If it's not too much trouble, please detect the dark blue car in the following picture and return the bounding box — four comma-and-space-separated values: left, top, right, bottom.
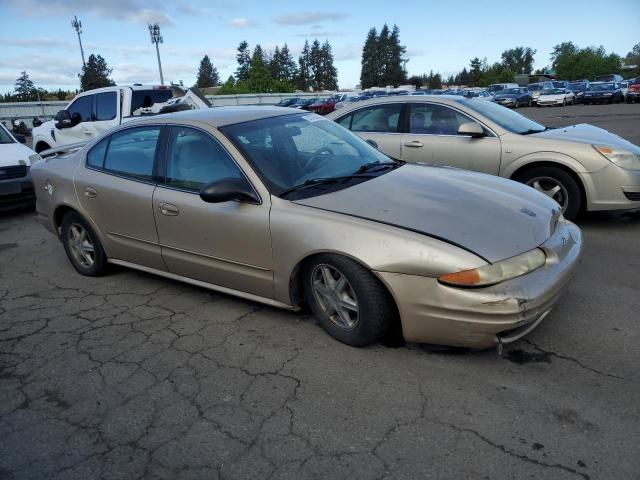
492, 87, 532, 108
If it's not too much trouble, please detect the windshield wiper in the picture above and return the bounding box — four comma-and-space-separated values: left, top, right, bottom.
279, 174, 377, 198
353, 160, 400, 174
520, 128, 546, 135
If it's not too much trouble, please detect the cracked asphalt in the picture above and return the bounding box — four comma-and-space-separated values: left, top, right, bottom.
1, 208, 639, 479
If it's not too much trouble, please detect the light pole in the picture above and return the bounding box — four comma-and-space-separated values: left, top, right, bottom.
71, 15, 86, 68
148, 23, 164, 85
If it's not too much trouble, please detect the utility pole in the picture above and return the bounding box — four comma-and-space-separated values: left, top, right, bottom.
71, 15, 86, 68
148, 23, 164, 85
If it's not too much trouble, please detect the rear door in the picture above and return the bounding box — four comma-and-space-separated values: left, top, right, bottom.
75, 125, 165, 270
93, 91, 120, 138
152, 125, 273, 298
334, 103, 404, 159
401, 102, 502, 175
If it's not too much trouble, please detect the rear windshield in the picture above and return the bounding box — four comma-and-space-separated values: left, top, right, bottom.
130, 89, 173, 114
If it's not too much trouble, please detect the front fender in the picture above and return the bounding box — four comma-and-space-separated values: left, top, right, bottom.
501, 151, 589, 179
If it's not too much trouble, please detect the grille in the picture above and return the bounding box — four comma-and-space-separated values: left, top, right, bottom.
624, 191, 640, 201
0, 165, 28, 179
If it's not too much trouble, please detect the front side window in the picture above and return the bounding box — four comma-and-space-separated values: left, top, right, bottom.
409, 104, 471, 135
67, 95, 93, 125
95, 92, 117, 121
165, 127, 242, 191
103, 127, 160, 179
0, 124, 15, 144
339, 104, 402, 133
86, 137, 109, 168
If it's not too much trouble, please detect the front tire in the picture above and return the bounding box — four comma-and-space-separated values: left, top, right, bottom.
516, 166, 582, 221
304, 254, 394, 347
61, 212, 108, 276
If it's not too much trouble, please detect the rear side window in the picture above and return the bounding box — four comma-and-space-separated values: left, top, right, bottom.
68, 95, 93, 124
165, 127, 242, 191
86, 137, 109, 168
95, 92, 117, 121
130, 89, 173, 115
340, 104, 402, 133
103, 127, 160, 180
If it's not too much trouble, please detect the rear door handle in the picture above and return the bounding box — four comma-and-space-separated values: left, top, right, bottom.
159, 203, 179, 216
84, 186, 97, 198
403, 140, 423, 148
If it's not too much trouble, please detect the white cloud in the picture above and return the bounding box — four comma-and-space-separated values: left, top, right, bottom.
273, 11, 347, 26
228, 18, 251, 28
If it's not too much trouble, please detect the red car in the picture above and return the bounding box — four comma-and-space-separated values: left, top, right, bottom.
307, 97, 337, 115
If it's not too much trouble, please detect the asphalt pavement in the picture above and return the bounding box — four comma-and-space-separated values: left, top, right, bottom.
1, 103, 639, 479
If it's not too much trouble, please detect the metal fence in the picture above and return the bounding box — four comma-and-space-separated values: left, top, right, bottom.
0, 93, 329, 126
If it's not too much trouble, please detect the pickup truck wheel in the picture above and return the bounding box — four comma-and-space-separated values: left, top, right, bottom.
61, 212, 108, 276
35, 142, 51, 153
516, 167, 582, 221
304, 254, 394, 347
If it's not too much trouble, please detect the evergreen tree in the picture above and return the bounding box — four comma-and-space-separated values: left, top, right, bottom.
14, 71, 37, 101
321, 40, 338, 90
280, 44, 298, 82
80, 54, 115, 91
377, 24, 391, 85
297, 40, 312, 91
246, 44, 271, 92
360, 28, 379, 89
270, 46, 283, 80
469, 57, 482, 86
501, 47, 536, 74
235, 41, 251, 82
195, 55, 219, 88
386, 25, 407, 86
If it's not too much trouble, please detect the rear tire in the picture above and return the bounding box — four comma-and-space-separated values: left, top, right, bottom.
304, 254, 395, 347
61, 212, 108, 276
516, 166, 582, 221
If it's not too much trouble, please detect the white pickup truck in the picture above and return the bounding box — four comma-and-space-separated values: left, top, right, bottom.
32, 84, 210, 153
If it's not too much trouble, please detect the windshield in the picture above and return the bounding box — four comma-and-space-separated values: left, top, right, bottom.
221, 113, 395, 197
589, 83, 614, 91
500, 88, 520, 94
456, 98, 545, 134
567, 83, 586, 91
527, 84, 542, 91
0, 124, 15, 144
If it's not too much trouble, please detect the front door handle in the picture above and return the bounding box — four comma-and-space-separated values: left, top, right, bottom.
159, 203, 179, 216
404, 140, 424, 148
84, 186, 97, 198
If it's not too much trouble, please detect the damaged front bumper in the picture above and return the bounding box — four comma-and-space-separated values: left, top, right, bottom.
377, 219, 582, 349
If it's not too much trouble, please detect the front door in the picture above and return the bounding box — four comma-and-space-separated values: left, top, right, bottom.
401, 103, 502, 175
75, 125, 165, 270
55, 94, 95, 146
93, 91, 120, 138
152, 125, 273, 298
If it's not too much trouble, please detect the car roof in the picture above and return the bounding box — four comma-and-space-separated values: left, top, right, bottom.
129, 106, 303, 128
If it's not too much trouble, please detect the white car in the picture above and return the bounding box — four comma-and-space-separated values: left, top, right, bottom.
537, 88, 575, 107
0, 123, 40, 210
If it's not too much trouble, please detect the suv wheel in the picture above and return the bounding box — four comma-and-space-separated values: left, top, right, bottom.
516, 167, 582, 220
304, 254, 395, 347
61, 212, 108, 276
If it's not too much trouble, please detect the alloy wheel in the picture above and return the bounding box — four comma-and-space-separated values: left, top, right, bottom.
527, 176, 569, 212
311, 264, 359, 330
68, 223, 95, 267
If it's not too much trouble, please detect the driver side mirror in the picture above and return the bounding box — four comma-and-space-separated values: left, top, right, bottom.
458, 122, 485, 138
54, 110, 72, 129
200, 177, 260, 204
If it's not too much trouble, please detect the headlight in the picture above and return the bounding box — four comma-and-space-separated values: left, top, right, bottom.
438, 248, 546, 288
28, 154, 41, 165
593, 145, 640, 170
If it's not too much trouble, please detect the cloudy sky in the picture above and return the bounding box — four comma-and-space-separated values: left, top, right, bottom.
0, 0, 638, 94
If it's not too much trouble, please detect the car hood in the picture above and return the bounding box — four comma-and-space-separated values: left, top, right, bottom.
538, 94, 566, 100
0, 142, 36, 166
531, 123, 640, 151
294, 164, 559, 263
